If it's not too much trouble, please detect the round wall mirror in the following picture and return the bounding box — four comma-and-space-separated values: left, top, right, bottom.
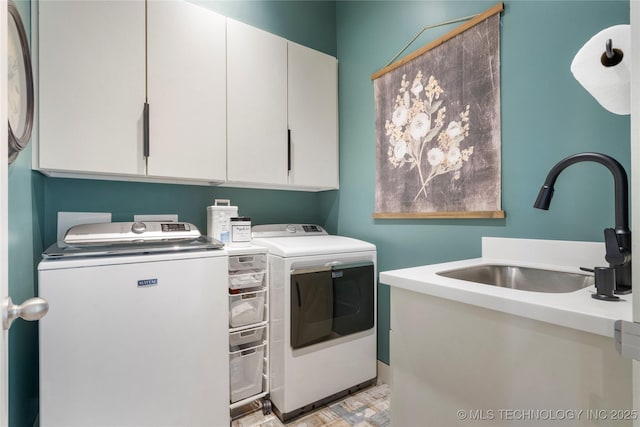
7, 0, 34, 165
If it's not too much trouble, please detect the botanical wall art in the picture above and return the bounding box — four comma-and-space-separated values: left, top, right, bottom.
372, 3, 505, 218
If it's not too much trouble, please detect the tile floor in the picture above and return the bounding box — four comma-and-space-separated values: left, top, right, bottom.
232, 383, 390, 427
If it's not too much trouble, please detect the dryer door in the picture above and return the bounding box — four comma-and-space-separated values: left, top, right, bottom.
291, 267, 334, 349
290, 262, 374, 349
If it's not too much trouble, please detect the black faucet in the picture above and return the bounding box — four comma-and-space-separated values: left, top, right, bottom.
533, 152, 631, 294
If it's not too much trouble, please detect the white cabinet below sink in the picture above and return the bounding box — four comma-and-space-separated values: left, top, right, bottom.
381, 237, 634, 426
390, 287, 632, 426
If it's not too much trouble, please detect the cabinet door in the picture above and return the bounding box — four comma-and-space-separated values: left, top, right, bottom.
38, 1, 145, 175
226, 19, 288, 186
288, 43, 339, 189
146, 1, 227, 182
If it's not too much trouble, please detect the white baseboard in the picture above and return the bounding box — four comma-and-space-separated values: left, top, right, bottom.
377, 360, 391, 386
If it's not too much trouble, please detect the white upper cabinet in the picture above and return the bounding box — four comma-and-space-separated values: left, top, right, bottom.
226, 20, 339, 191
38, 0, 146, 176
38, 0, 227, 184
226, 18, 289, 186
146, 1, 226, 183
287, 42, 339, 190
38, 3, 337, 190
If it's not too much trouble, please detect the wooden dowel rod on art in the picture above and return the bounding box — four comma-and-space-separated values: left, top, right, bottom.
372, 211, 506, 219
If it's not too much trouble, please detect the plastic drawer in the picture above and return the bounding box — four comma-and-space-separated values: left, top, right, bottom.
229, 290, 266, 328
230, 325, 266, 349
229, 270, 265, 290
229, 254, 267, 272
229, 343, 265, 403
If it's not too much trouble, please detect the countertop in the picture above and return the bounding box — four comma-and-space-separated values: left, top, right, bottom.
379, 237, 632, 337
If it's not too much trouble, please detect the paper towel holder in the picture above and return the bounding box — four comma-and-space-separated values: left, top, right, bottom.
602, 38, 624, 67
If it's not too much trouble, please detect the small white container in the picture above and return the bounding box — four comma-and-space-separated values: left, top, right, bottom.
206, 200, 238, 244
230, 217, 252, 247
229, 289, 266, 327
229, 343, 265, 402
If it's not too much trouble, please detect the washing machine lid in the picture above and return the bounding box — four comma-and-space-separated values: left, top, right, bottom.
251, 225, 375, 257
43, 221, 224, 258
42, 236, 224, 259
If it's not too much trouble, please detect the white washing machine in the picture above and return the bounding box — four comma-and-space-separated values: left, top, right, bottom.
38, 222, 230, 427
252, 224, 377, 421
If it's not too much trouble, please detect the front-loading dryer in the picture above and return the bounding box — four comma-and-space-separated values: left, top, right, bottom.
252, 224, 377, 422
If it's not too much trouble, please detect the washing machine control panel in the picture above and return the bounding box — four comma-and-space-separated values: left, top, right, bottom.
302, 225, 323, 233
63, 221, 201, 245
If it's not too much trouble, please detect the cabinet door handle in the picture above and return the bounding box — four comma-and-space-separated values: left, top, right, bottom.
143, 102, 150, 158
287, 129, 292, 172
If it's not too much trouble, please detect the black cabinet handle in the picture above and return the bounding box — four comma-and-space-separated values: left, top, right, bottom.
143, 102, 150, 158
287, 129, 292, 172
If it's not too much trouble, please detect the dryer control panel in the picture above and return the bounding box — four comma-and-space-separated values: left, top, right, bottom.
251, 224, 328, 238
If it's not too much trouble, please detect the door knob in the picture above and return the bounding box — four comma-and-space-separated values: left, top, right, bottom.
3, 297, 49, 330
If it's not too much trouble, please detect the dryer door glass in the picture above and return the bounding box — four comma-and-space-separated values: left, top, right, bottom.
291, 268, 334, 349
332, 262, 374, 336
290, 262, 374, 349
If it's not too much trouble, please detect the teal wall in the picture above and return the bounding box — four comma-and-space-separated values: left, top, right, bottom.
42, 181, 326, 245
333, 0, 630, 364
9, 0, 631, 425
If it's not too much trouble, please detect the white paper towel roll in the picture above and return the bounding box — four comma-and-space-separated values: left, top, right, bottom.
570, 24, 630, 115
